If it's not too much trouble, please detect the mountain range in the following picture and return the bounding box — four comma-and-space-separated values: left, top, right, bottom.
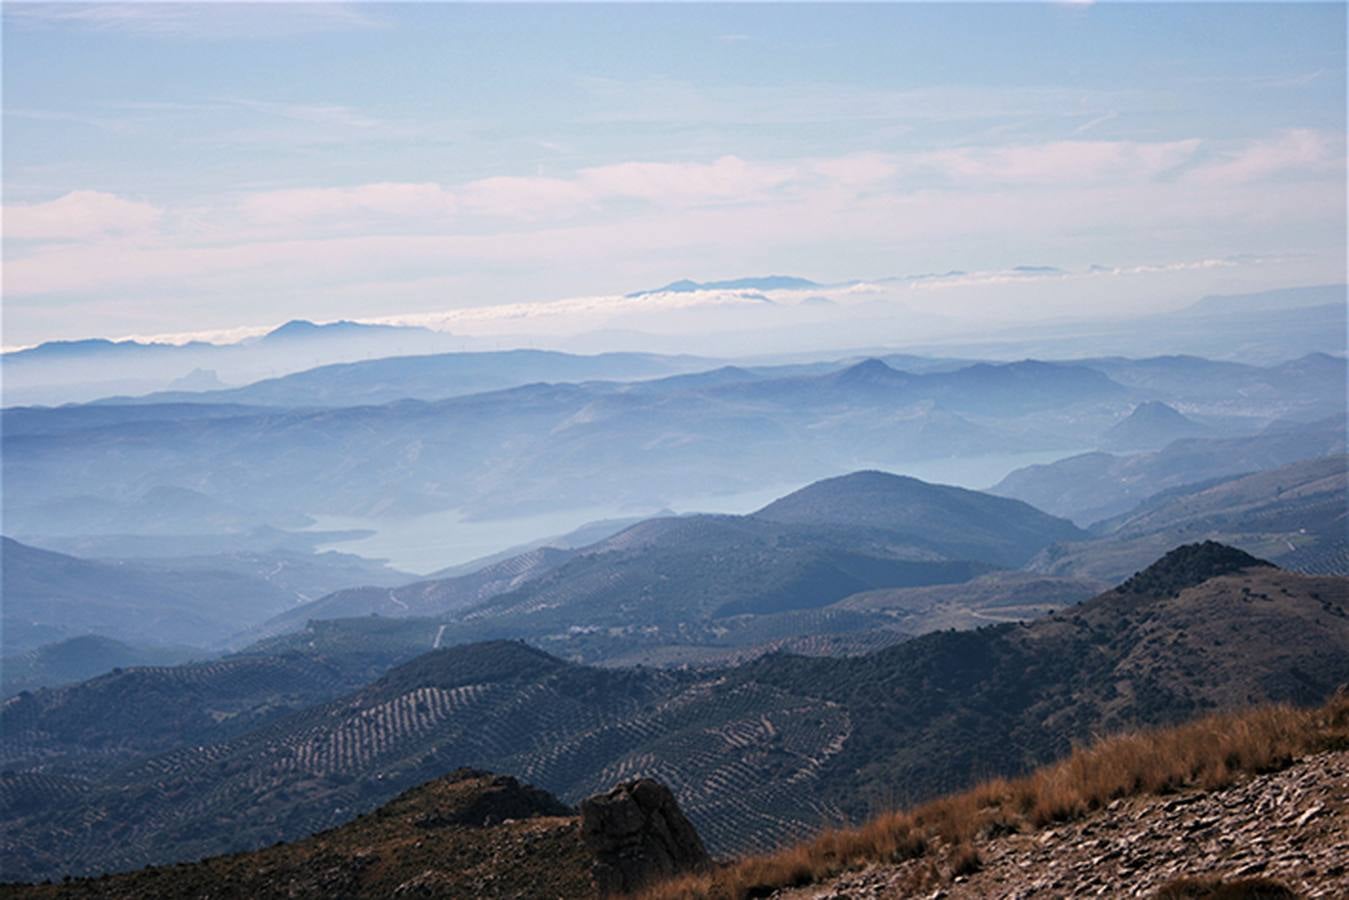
1, 319, 464, 407
13, 352, 1341, 552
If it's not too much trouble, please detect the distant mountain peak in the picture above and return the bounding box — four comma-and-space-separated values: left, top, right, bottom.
1130, 400, 1190, 420
1102, 400, 1207, 450
264, 319, 361, 340
1118, 541, 1275, 597
261, 319, 429, 342
626, 275, 820, 298
833, 358, 909, 385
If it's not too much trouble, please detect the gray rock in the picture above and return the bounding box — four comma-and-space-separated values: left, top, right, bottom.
580, 778, 709, 896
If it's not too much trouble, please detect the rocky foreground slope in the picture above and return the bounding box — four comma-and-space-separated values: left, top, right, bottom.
783, 750, 1349, 899
648, 689, 1349, 900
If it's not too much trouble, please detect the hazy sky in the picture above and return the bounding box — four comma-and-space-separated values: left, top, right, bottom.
3, 2, 1346, 347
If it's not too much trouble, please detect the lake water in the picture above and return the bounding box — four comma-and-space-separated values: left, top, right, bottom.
309, 448, 1085, 574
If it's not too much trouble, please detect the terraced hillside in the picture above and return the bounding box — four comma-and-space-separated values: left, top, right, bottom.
4, 545, 1345, 883
0, 648, 413, 777
1, 642, 850, 879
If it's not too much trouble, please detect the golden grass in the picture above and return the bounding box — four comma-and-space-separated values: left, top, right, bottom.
641, 691, 1349, 900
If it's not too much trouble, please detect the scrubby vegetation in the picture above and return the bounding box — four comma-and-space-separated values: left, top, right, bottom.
642, 690, 1349, 899
1118, 541, 1273, 598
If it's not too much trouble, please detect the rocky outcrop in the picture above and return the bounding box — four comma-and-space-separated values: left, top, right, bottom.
580, 778, 709, 896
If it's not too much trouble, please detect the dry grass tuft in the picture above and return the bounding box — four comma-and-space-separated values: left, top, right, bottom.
640, 691, 1349, 900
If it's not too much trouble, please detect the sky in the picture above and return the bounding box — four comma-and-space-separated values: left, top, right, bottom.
2, 2, 1346, 349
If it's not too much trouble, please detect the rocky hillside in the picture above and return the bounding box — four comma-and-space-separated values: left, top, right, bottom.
780, 749, 1348, 899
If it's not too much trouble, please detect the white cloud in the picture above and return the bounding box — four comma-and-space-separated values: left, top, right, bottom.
241, 182, 457, 224
459, 176, 595, 220
918, 139, 1202, 184
4, 190, 163, 240
580, 155, 797, 205
1189, 129, 1336, 185
809, 153, 899, 188
6, 134, 1343, 317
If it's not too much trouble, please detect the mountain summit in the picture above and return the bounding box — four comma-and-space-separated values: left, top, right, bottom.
754, 470, 1085, 567
1118, 540, 1275, 597
1102, 400, 1209, 450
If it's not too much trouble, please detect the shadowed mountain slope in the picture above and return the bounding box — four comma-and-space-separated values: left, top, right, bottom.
1029, 455, 1348, 583
0, 538, 304, 654
0, 637, 200, 699
992, 418, 1347, 523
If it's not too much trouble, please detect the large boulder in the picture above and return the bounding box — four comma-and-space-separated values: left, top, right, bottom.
580, 778, 709, 895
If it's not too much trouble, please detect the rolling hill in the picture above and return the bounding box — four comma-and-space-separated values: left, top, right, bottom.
246, 471, 1083, 659
4, 544, 1344, 882
755, 470, 1083, 567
